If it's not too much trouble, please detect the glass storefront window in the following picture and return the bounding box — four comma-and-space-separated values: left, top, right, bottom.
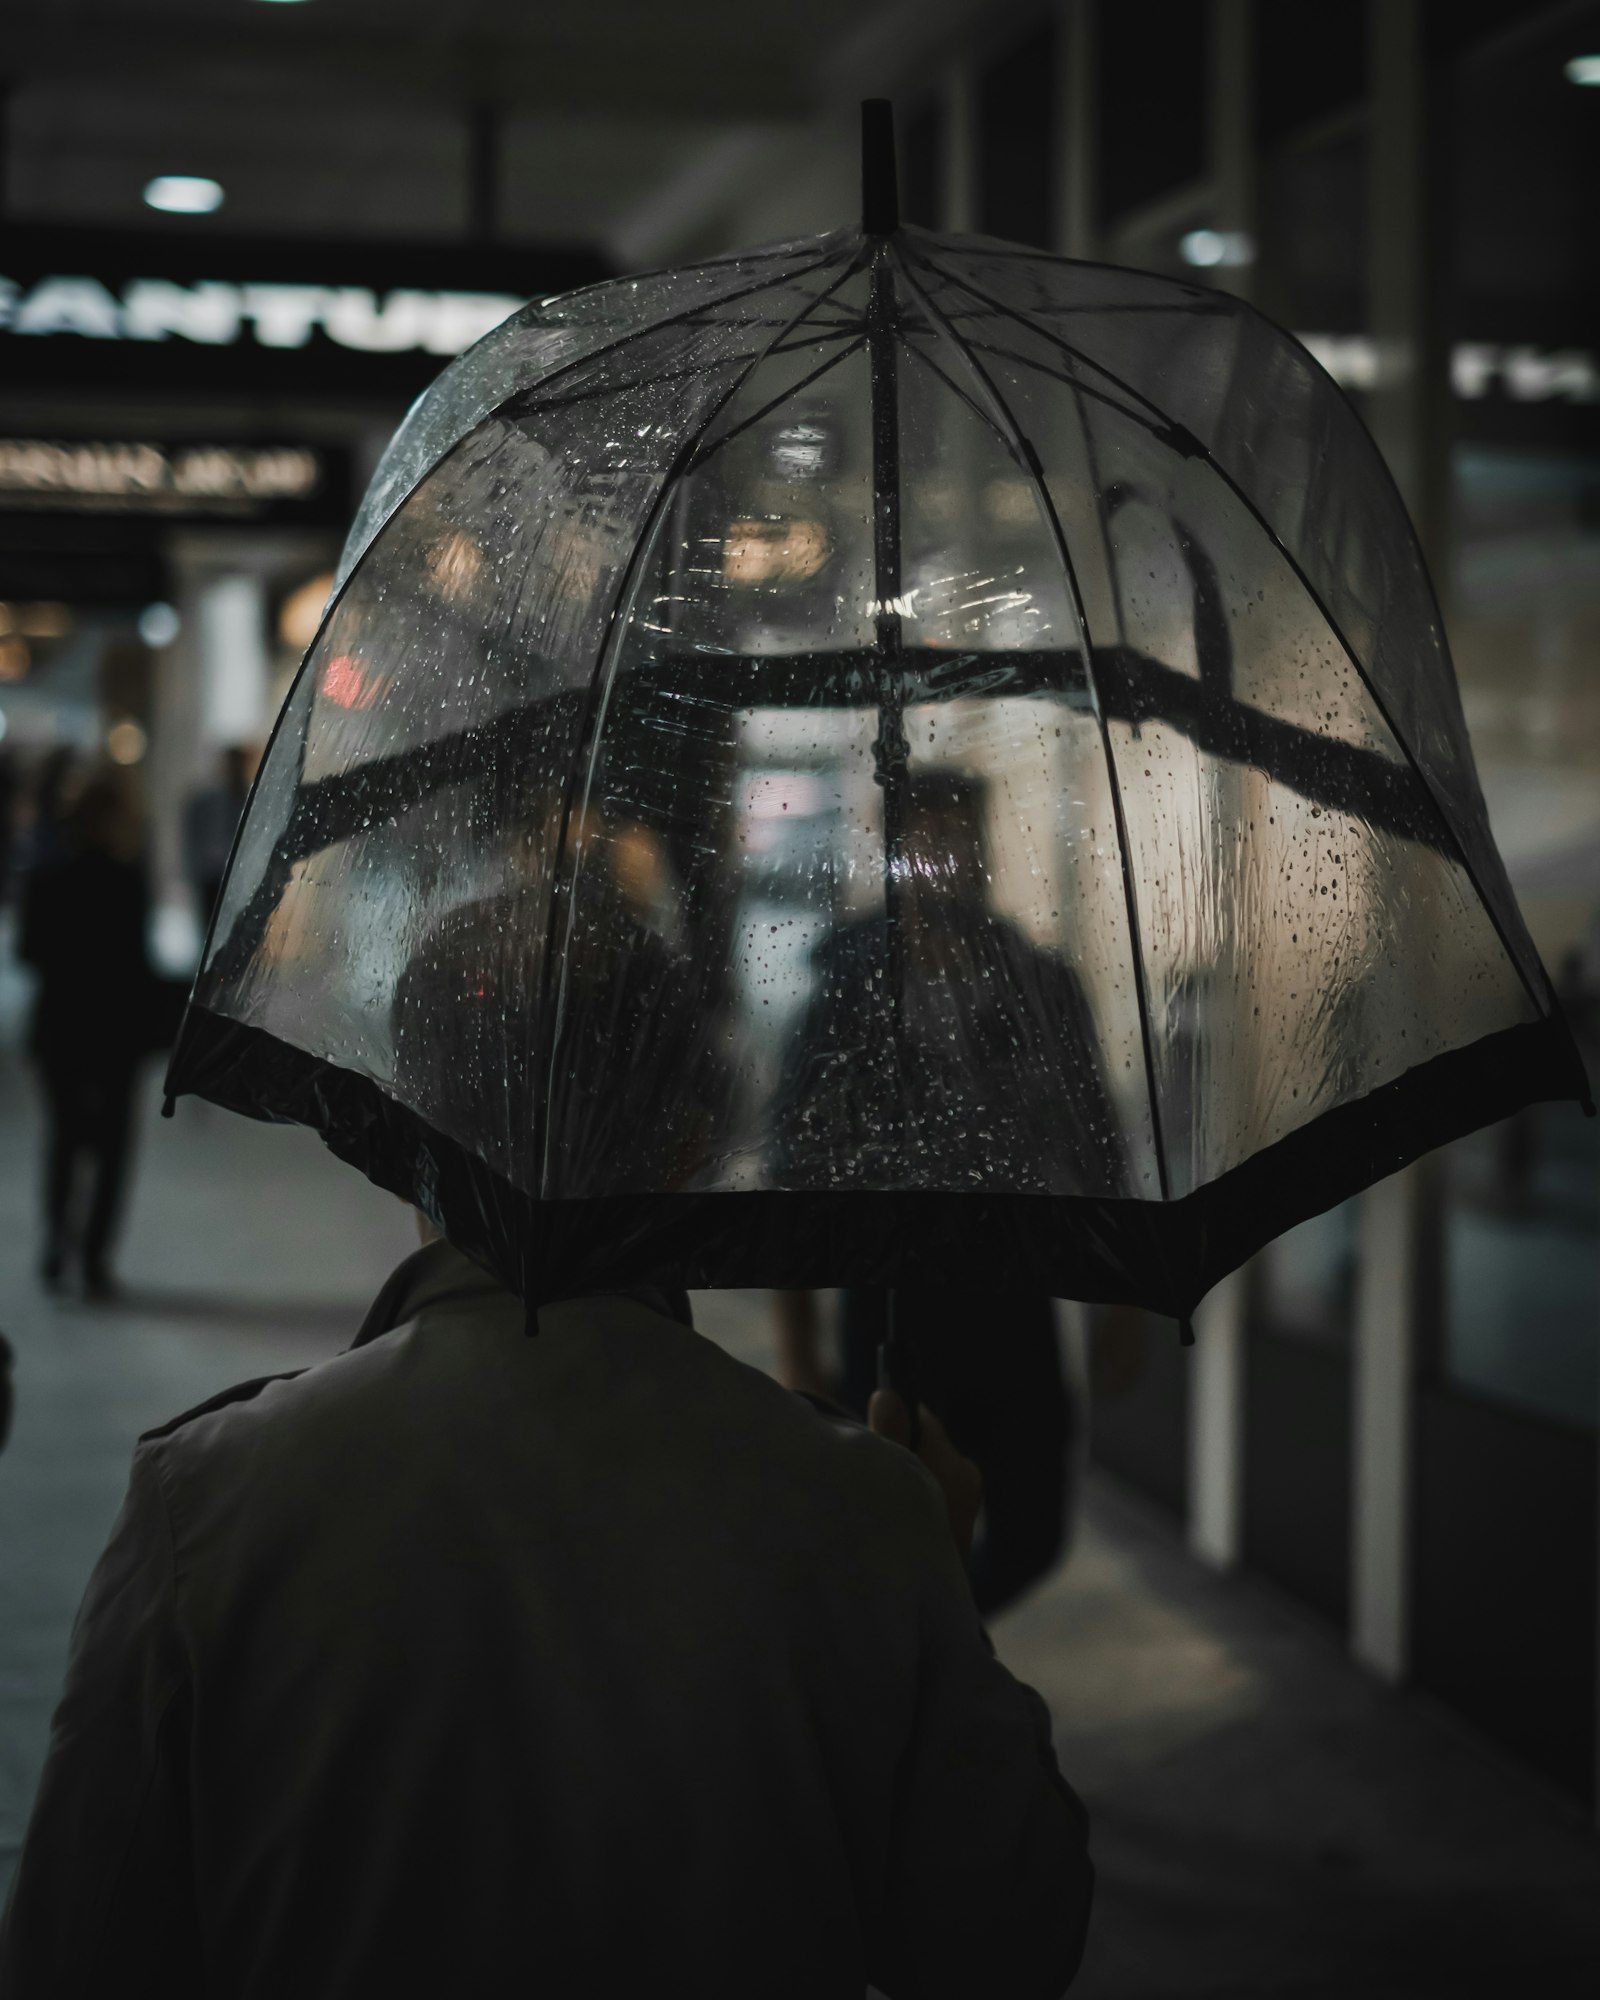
1435, 6, 1600, 1433
1442, 1099, 1599, 1429
1256, 118, 1367, 357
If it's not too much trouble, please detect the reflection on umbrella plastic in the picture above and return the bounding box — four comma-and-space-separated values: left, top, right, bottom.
424, 528, 483, 603
320, 652, 387, 711
722, 516, 831, 586
258, 858, 321, 970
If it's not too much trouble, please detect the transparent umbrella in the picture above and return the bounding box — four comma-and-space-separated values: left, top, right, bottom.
166, 105, 1590, 1344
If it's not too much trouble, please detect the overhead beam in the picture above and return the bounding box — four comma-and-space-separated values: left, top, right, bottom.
0, 18, 821, 118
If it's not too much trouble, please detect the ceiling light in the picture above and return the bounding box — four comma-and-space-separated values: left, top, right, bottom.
1565, 54, 1600, 84
138, 601, 181, 648
13, 601, 72, 639
144, 175, 225, 215
1180, 228, 1255, 269
107, 718, 148, 765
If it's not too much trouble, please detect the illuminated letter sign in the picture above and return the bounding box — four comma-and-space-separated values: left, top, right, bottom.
0, 438, 342, 519
0, 276, 524, 357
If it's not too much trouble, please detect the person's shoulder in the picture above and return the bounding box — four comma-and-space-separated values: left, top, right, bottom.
139, 1369, 313, 1447
136, 1333, 398, 1472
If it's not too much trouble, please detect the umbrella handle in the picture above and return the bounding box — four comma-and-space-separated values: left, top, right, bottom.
876, 1287, 921, 1452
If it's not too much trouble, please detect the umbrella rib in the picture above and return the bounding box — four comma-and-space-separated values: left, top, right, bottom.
519, 336, 858, 415
533, 246, 876, 1200
902, 228, 1234, 302
949, 333, 1180, 441
684, 336, 866, 467
906, 245, 1553, 1020
629, 231, 854, 276
898, 337, 1032, 463
892, 245, 1178, 1215
335, 248, 850, 589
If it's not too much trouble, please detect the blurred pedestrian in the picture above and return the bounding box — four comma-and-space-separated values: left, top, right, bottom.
0, 1230, 1094, 1997
18, 747, 80, 877
770, 770, 1110, 1615
19, 771, 153, 1299
0, 744, 18, 908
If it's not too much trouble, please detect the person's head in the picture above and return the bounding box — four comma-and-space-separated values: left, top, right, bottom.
69, 771, 142, 863
33, 746, 80, 825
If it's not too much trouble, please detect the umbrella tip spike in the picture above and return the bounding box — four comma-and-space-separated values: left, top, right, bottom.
861, 99, 899, 236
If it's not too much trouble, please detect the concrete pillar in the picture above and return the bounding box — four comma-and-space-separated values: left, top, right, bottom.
1186, 1265, 1248, 1567
1209, 0, 1257, 304
146, 553, 271, 971
1053, 0, 1098, 260
1056, 1296, 1092, 1546
941, 62, 977, 233
146, 568, 208, 920
1366, 0, 1446, 558
196, 573, 270, 750
1351, 1164, 1421, 1680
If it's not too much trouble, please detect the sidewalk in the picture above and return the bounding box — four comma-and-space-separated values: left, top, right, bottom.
1001, 1483, 1600, 1995
2, 1037, 1598, 1990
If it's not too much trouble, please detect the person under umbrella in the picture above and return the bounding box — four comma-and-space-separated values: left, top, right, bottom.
0, 1205, 1092, 1998
2, 778, 1094, 1996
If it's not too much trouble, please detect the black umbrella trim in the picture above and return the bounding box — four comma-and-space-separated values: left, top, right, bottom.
168, 1001, 1588, 1325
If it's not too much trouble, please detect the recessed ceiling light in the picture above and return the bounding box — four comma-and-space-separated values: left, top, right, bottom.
144, 175, 225, 215
1180, 227, 1255, 269
106, 718, 149, 766
138, 601, 181, 649
1565, 54, 1600, 85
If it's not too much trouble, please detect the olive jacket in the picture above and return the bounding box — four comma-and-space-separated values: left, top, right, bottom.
0, 1241, 1092, 1998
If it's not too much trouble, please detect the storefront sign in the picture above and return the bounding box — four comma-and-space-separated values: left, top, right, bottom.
0, 224, 609, 398
0, 437, 348, 522
1300, 332, 1600, 404
0, 276, 524, 356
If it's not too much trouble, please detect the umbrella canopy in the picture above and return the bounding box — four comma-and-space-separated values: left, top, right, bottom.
166, 117, 1589, 1323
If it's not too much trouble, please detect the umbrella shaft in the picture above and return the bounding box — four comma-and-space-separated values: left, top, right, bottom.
869, 247, 909, 1136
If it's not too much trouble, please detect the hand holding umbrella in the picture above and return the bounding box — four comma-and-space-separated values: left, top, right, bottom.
869, 1379, 985, 1564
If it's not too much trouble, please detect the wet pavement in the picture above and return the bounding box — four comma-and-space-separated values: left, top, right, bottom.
2, 1033, 1597, 1992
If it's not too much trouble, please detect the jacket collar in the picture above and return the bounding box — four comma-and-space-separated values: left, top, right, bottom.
347, 1239, 497, 1349
348, 1239, 695, 1350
